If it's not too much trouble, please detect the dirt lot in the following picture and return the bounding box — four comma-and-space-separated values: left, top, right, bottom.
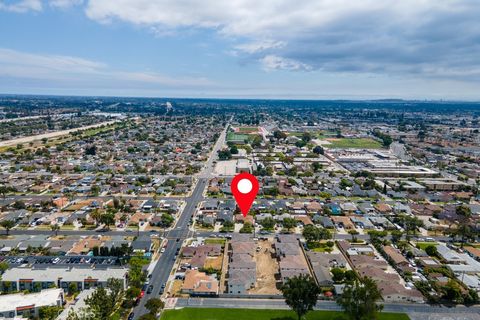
249, 239, 281, 295
204, 256, 223, 270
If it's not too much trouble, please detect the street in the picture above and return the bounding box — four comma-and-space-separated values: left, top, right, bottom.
131, 121, 228, 318
176, 297, 480, 316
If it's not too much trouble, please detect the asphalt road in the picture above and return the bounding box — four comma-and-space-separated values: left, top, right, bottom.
6, 226, 452, 244
132, 122, 228, 318
132, 178, 208, 318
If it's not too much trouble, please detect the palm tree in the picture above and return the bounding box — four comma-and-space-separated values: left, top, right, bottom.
51, 224, 60, 236
348, 229, 359, 242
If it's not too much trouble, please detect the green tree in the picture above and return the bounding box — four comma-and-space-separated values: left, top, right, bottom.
455, 205, 472, 248
337, 276, 383, 320
0, 186, 9, 199
160, 213, 174, 228
331, 267, 345, 283
89, 209, 102, 226
90, 185, 101, 196
260, 217, 276, 231
38, 306, 63, 320
126, 287, 141, 300
99, 213, 115, 230
367, 230, 387, 243
145, 297, 165, 315
221, 220, 234, 232
51, 223, 60, 236
312, 146, 324, 155
282, 218, 297, 232
85, 278, 124, 320
390, 230, 403, 243
240, 222, 253, 234
0, 220, 15, 236
273, 130, 287, 140
303, 225, 332, 245
425, 245, 438, 257
281, 274, 321, 320
68, 282, 79, 295
442, 279, 463, 304
348, 229, 359, 242
0, 261, 8, 273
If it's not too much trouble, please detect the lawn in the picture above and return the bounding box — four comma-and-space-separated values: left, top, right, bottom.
204, 238, 227, 246
312, 246, 333, 253
325, 138, 382, 149
161, 308, 410, 320
415, 242, 438, 250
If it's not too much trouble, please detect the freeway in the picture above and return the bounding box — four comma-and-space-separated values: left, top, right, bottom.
132, 122, 229, 319
0, 120, 119, 148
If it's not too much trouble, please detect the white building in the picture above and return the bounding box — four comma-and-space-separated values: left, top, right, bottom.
0, 288, 63, 319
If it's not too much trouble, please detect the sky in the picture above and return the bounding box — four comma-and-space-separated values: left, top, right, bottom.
1, 0, 480, 100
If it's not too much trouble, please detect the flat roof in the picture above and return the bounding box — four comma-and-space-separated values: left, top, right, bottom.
2, 267, 128, 283
0, 288, 62, 312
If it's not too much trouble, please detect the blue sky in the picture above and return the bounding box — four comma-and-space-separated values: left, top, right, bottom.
1, 0, 480, 100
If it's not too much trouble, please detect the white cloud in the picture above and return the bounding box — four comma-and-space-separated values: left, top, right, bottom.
261, 55, 311, 72
0, 0, 42, 12
0, 48, 212, 88
235, 40, 285, 54
83, 0, 480, 80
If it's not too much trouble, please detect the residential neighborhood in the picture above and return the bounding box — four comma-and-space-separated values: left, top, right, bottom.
0, 97, 478, 320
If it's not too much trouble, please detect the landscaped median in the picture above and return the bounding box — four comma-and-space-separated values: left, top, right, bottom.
160, 308, 411, 320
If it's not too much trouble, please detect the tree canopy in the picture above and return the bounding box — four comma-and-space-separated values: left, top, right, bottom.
281, 274, 320, 320
337, 276, 383, 320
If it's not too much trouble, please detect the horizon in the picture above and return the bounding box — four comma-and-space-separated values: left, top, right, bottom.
1, 93, 480, 104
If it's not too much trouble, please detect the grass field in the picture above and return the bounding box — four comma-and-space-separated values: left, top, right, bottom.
161, 308, 410, 320
325, 138, 382, 149
227, 132, 249, 142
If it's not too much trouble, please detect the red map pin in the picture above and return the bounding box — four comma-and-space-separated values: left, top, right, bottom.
231, 173, 259, 217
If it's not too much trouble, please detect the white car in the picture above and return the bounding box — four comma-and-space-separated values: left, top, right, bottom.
161, 248, 165, 253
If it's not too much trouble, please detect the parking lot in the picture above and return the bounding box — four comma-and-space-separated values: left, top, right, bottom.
0, 255, 122, 267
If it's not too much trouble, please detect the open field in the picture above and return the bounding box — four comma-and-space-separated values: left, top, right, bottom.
161, 308, 410, 320
325, 138, 382, 149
